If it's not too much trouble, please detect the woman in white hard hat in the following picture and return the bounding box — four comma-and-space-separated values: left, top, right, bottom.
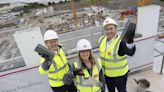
38, 30, 77, 92
64, 39, 105, 92
98, 17, 136, 92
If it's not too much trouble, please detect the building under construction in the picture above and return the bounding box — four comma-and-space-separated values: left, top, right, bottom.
0, 0, 164, 92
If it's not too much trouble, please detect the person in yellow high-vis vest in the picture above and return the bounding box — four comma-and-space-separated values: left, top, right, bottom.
98, 18, 136, 92
63, 39, 105, 92
38, 30, 77, 92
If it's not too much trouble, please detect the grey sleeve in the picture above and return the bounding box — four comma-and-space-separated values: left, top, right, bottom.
63, 70, 75, 85
41, 60, 51, 71
99, 69, 105, 92
63, 62, 76, 85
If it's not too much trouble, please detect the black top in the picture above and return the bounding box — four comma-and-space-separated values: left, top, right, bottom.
118, 41, 136, 56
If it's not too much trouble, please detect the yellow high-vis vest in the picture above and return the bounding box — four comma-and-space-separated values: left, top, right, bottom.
39, 47, 69, 87
98, 35, 128, 77
73, 59, 102, 92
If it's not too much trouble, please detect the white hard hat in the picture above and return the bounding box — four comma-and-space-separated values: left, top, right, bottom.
103, 17, 117, 28
76, 39, 92, 51
44, 30, 58, 41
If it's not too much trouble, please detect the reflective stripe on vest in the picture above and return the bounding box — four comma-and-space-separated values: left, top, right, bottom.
99, 35, 127, 63
39, 47, 69, 87
48, 59, 68, 81
104, 63, 127, 70
48, 49, 69, 87
74, 60, 101, 92
49, 78, 63, 81
99, 35, 128, 77
100, 56, 126, 62
49, 61, 68, 74
98, 36, 105, 47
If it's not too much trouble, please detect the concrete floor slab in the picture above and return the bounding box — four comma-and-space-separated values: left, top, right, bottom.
127, 70, 164, 92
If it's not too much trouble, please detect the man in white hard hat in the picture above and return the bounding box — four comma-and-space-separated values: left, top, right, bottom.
38, 30, 77, 92
98, 17, 136, 92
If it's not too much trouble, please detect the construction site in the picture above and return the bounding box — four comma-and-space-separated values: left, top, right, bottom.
0, 0, 164, 92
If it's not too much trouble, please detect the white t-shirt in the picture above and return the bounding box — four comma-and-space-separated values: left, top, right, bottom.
106, 34, 134, 50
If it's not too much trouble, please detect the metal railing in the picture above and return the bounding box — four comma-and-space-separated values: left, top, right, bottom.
154, 38, 164, 74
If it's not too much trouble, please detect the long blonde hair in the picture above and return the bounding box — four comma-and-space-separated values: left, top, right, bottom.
77, 50, 97, 68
